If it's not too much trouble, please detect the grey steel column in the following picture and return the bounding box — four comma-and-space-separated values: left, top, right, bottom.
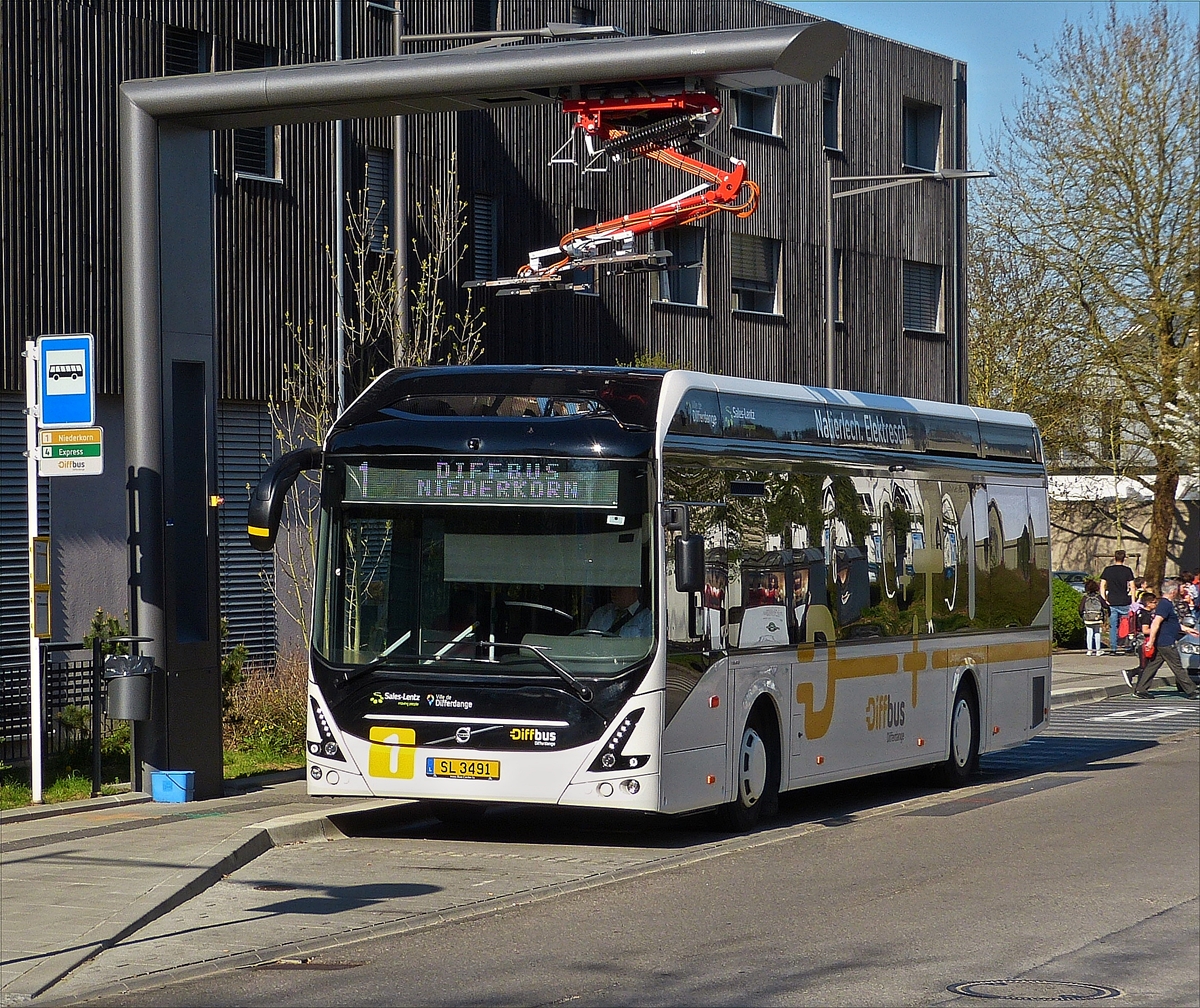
119, 94, 165, 793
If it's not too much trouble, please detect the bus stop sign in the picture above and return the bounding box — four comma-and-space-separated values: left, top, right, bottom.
37, 333, 95, 428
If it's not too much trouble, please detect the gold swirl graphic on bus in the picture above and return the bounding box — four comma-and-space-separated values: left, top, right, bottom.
793, 639, 1049, 741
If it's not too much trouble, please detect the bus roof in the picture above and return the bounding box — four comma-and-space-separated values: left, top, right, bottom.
332, 366, 1041, 464
657, 370, 1041, 464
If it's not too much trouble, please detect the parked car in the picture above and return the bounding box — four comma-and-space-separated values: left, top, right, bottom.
1053, 570, 1089, 593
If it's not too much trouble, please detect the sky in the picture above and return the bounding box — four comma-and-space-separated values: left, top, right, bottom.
780, 1, 1198, 160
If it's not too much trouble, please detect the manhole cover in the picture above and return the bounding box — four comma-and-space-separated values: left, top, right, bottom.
948, 980, 1122, 1001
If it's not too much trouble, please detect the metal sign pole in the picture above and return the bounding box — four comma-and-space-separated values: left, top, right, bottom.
92, 635, 104, 796
24, 340, 43, 804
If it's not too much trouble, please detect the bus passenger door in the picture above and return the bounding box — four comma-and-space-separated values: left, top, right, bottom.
660, 488, 729, 813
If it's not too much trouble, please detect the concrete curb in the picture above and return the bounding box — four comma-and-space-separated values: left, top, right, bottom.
258, 800, 405, 846
0, 768, 306, 825
1051, 684, 1132, 708
0, 792, 152, 826
223, 768, 306, 794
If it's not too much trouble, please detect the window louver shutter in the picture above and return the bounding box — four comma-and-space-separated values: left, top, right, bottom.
903, 261, 942, 331
164, 28, 204, 76
0, 398, 50, 671
366, 149, 393, 253
731, 234, 773, 285
473, 195, 497, 281
217, 403, 277, 667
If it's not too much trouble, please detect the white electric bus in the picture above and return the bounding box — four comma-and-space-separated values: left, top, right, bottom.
249, 367, 1051, 828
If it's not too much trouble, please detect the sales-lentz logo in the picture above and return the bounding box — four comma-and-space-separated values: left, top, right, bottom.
369, 691, 420, 707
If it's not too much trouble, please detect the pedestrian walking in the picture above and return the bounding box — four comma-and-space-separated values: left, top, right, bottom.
1122, 590, 1159, 690
1131, 578, 1200, 699
1179, 571, 1198, 606
1099, 550, 1136, 655
1079, 579, 1108, 655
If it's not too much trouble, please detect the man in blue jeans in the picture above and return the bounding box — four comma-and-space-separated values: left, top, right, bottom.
1132, 579, 1200, 699
1099, 550, 1135, 654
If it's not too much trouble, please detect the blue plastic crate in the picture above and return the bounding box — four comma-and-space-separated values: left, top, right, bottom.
150, 770, 194, 803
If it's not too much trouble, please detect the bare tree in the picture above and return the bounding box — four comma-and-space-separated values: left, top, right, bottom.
267, 318, 335, 649
971, 3, 1199, 583
267, 158, 485, 645
343, 152, 484, 390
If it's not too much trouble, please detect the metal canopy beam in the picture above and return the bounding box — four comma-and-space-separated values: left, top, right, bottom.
123, 23, 847, 127
117, 23, 847, 799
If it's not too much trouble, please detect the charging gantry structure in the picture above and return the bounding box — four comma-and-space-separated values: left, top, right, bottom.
117, 21, 846, 797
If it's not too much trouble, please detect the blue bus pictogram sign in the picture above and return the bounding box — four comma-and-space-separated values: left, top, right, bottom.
37, 334, 95, 428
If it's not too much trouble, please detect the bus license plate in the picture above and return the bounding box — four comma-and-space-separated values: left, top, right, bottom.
426, 757, 500, 780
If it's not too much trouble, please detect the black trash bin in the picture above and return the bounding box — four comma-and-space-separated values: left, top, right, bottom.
104, 654, 154, 721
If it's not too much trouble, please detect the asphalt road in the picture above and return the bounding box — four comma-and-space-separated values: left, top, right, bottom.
56, 700, 1200, 1007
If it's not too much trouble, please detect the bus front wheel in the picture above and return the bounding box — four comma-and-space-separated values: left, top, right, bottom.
719, 710, 779, 831
939, 681, 979, 786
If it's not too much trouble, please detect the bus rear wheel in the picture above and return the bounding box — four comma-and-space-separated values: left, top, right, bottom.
719, 710, 779, 831
938, 681, 979, 786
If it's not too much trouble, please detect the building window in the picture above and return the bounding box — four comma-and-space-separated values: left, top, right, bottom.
365, 148, 393, 253
902, 101, 941, 171
164, 27, 208, 75
232, 42, 278, 180
733, 87, 779, 136
472, 194, 497, 281
571, 5, 596, 26
822, 76, 841, 150
472, 0, 498, 31
731, 234, 781, 315
655, 226, 705, 306
903, 260, 943, 332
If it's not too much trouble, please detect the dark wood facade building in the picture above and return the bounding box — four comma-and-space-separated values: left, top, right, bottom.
1, 0, 971, 679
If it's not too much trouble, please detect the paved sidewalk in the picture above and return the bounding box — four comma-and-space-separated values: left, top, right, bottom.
0, 651, 1187, 1005
0, 778, 409, 1003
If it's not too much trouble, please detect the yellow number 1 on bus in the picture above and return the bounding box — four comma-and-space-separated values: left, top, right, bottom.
368, 726, 416, 778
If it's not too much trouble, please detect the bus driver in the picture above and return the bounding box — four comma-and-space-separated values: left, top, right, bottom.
587, 586, 653, 637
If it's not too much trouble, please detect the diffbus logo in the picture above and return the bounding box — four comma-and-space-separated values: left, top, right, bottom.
865, 694, 905, 732
509, 727, 558, 747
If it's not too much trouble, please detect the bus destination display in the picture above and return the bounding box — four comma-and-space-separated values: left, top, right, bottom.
344, 458, 621, 508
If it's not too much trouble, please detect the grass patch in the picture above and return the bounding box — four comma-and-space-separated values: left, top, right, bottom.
223, 745, 304, 780
1, 759, 132, 811
222, 651, 307, 780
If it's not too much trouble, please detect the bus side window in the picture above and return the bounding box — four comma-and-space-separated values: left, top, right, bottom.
977, 484, 1035, 628
822, 473, 876, 639
933, 483, 971, 628
1027, 487, 1051, 627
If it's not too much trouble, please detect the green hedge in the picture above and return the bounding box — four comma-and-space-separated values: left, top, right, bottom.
1051, 577, 1086, 649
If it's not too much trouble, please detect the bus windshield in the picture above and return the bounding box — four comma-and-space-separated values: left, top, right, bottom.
314, 457, 654, 679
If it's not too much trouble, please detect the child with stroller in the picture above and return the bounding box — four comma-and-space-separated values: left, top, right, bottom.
1122, 589, 1159, 690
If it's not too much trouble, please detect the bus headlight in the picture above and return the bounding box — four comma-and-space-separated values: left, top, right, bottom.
621, 778, 640, 794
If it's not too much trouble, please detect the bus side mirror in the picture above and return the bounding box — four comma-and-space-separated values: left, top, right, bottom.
247, 446, 322, 552
674, 535, 706, 593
